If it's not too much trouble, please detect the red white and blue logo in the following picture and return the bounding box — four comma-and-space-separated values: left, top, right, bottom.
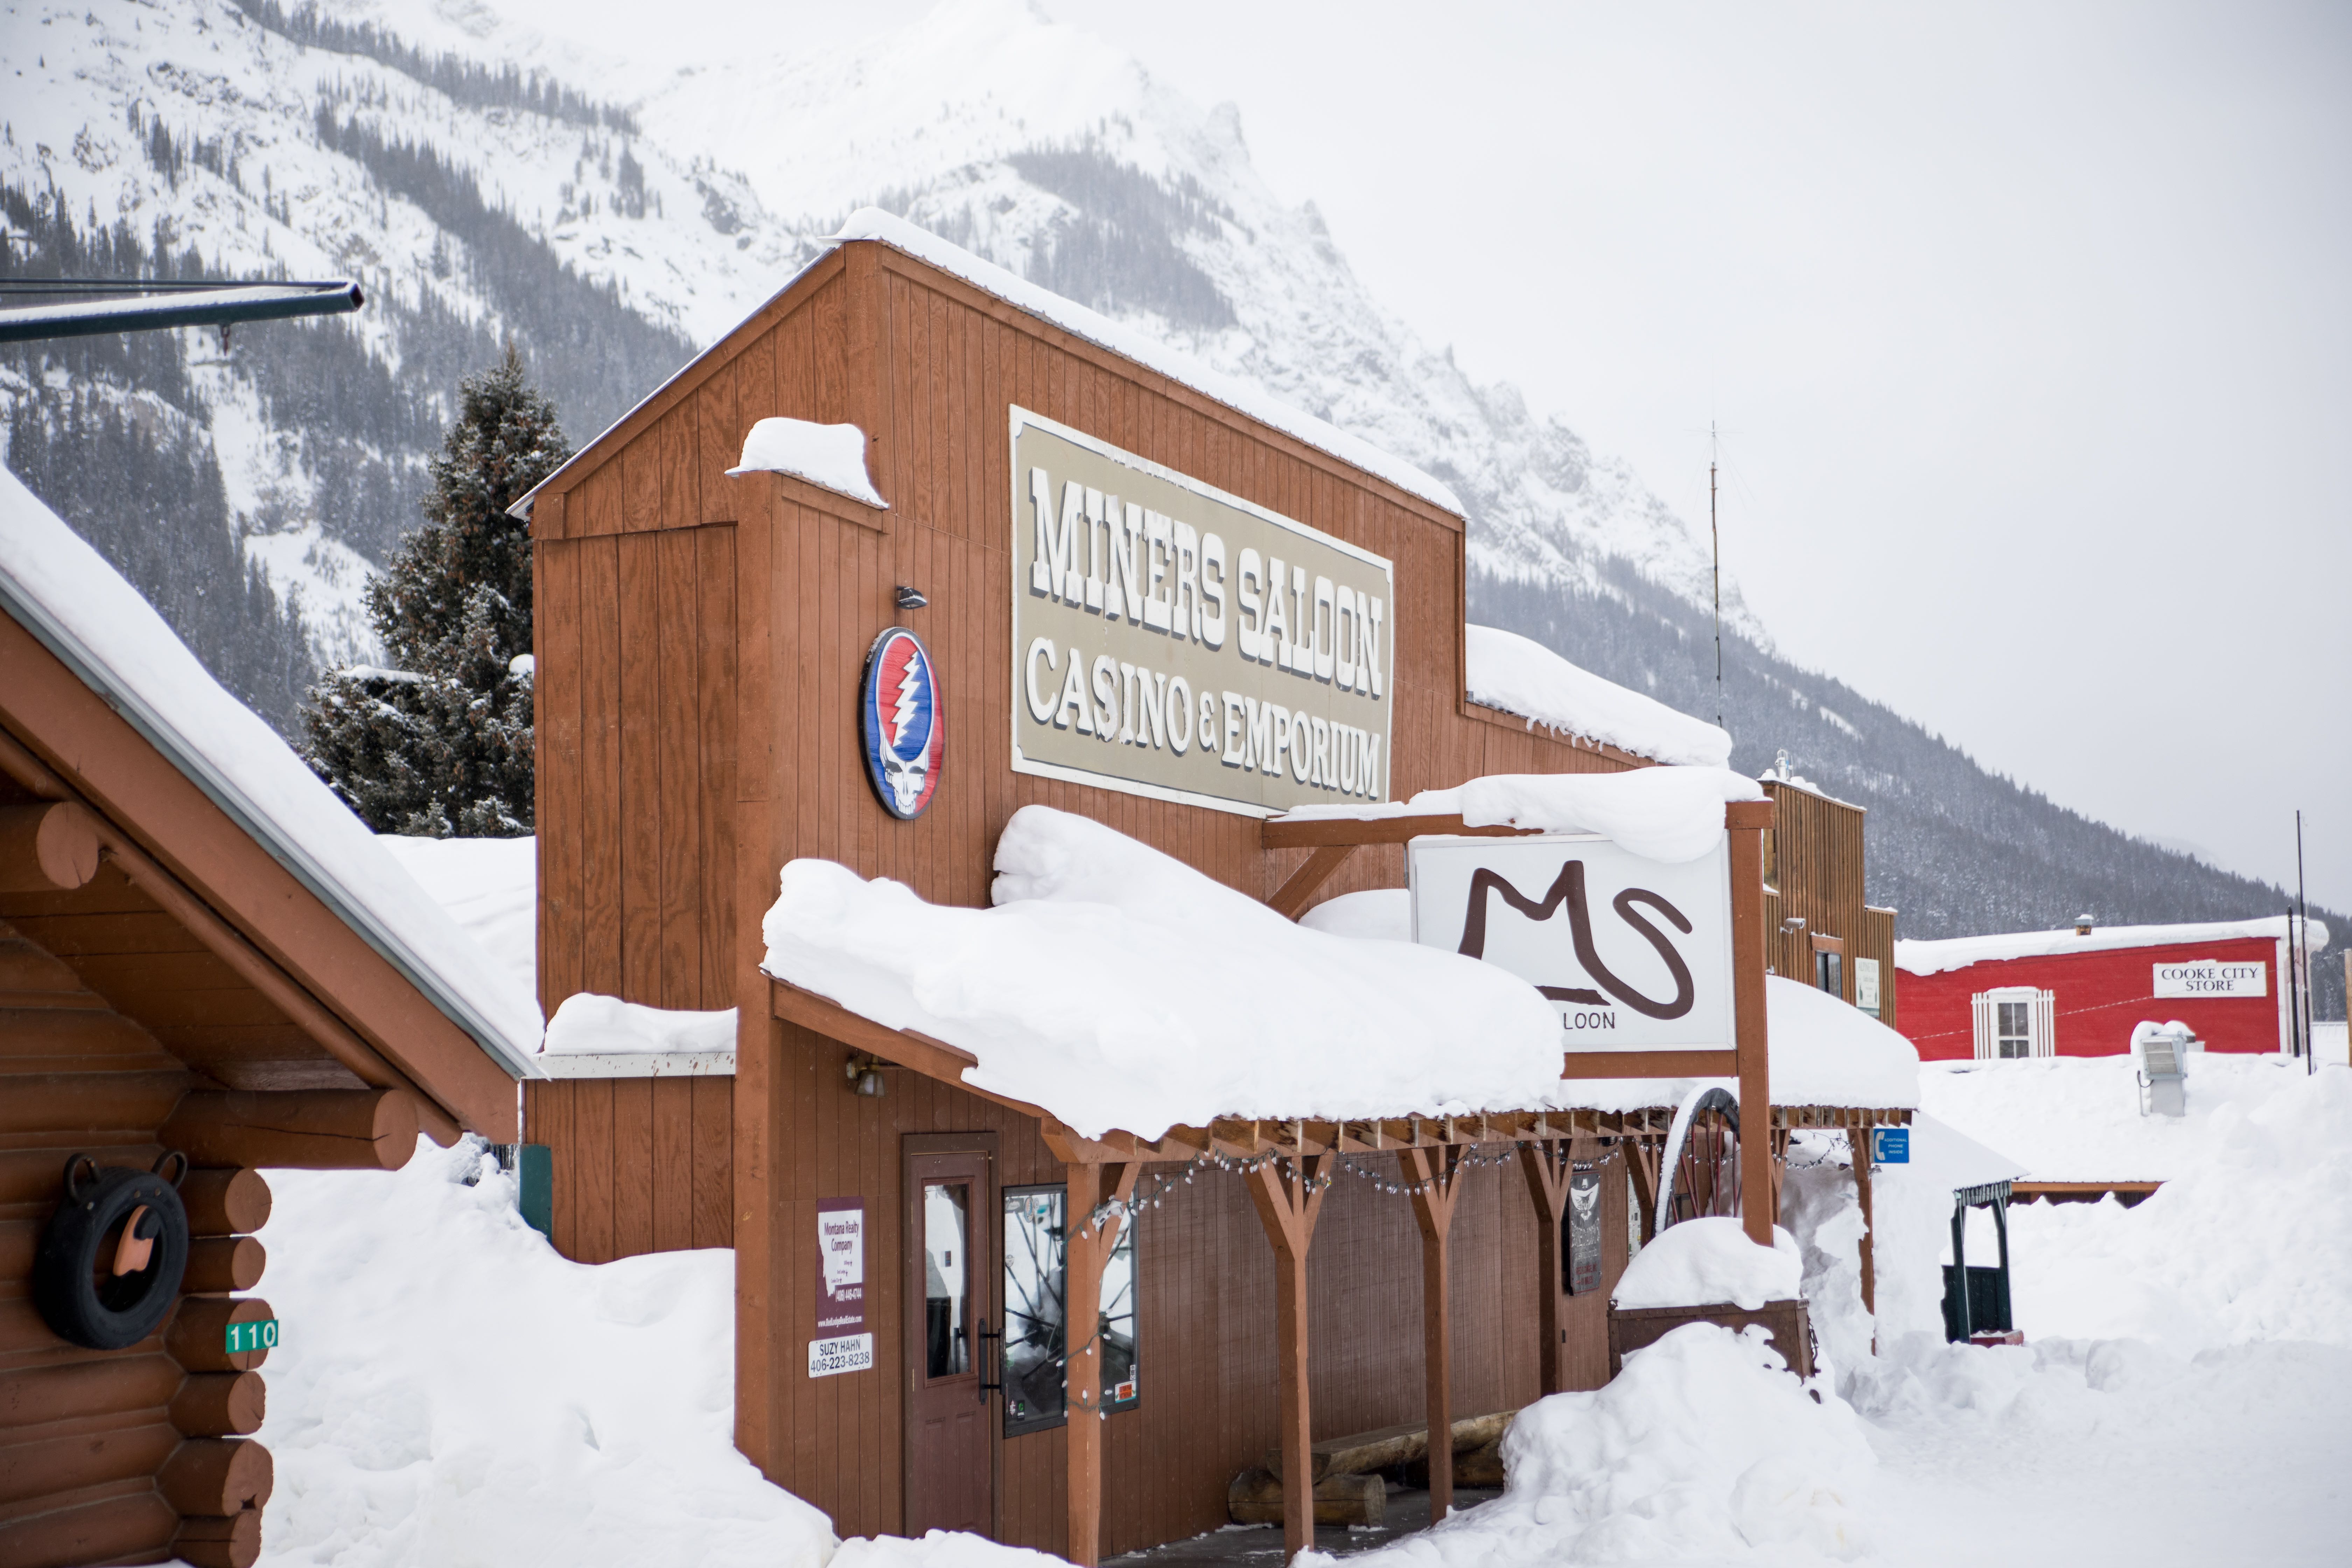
861, 628, 942, 820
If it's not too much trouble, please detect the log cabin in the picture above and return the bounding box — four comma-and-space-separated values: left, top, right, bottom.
0, 470, 540, 1568
509, 210, 1914, 1564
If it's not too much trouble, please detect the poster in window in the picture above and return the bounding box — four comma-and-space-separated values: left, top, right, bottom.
1566, 1168, 1603, 1295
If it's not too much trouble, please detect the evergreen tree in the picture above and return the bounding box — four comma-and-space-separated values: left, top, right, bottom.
303, 344, 569, 836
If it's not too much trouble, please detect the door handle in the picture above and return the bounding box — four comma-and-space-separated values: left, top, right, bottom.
978, 1324, 1003, 1398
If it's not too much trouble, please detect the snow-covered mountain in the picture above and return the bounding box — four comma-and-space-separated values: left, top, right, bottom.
2, 0, 2337, 991
0, 0, 1759, 673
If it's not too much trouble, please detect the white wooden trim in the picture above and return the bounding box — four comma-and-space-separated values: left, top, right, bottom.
534, 1050, 737, 1079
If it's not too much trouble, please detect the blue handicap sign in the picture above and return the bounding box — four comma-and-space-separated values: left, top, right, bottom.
1871, 1126, 1910, 1165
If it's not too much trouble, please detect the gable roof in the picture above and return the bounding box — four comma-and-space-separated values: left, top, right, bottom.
513, 208, 1465, 525
0, 468, 541, 1133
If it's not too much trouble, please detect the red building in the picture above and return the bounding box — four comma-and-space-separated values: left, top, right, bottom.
1894, 917, 2325, 1062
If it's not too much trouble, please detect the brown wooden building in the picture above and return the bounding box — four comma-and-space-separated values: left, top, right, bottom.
0, 479, 531, 1568
1761, 772, 1898, 1030
510, 216, 1707, 1562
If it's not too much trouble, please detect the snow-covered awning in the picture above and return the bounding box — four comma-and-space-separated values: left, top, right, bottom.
761, 796, 1914, 1144
1896, 915, 2329, 976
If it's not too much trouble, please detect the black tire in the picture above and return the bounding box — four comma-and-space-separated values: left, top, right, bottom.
34, 1153, 190, 1351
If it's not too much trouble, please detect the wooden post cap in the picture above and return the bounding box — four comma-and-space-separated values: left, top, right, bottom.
171, 1372, 267, 1437
183, 1237, 267, 1295
181, 1168, 272, 1238
162, 1090, 420, 1171
171, 1509, 262, 1568
160, 1436, 273, 1515
0, 801, 102, 893
166, 1297, 273, 1374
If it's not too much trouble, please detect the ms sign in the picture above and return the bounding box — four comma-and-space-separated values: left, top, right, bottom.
1408, 833, 1736, 1054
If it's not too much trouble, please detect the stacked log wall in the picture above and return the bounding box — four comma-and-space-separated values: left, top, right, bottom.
0, 923, 274, 1568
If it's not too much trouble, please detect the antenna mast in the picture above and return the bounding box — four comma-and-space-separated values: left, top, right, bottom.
2296, 808, 2312, 1076
1710, 424, 1723, 730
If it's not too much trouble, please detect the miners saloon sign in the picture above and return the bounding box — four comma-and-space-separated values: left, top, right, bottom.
1008, 407, 1395, 816
1409, 833, 1737, 1054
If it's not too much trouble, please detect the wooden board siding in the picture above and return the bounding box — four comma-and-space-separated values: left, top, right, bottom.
744, 1021, 1630, 1557
1857, 905, 1898, 1029
524, 236, 1656, 1555
1762, 780, 1868, 1002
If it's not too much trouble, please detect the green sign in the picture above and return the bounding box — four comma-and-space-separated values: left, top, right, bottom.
225, 1318, 280, 1354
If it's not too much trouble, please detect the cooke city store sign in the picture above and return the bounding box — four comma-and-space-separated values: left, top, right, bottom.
1009, 408, 1395, 815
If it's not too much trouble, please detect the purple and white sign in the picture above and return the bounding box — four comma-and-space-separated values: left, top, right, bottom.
817, 1198, 866, 1334
812, 1198, 872, 1378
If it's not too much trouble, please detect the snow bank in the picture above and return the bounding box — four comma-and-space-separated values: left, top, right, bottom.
1612, 1218, 1803, 1310
256, 1137, 834, 1567
374, 834, 540, 1026
0, 468, 541, 1075
1893, 915, 2324, 976
1921, 1052, 2307, 1181
761, 805, 1568, 1138
1767, 977, 1920, 1110
1977, 1064, 2352, 1352
1298, 887, 1411, 942
1318, 1324, 1874, 1567
727, 417, 888, 508
1462, 624, 1732, 768
1282, 764, 1765, 864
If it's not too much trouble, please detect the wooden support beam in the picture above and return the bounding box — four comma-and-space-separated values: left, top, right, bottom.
1064, 1160, 1142, 1568
1267, 844, 1356, 918
1245, 1154, 1331, 1563
1517, 1140, 1574, 1395
1261, 814, 1542, 849
1846, 1127, 1878, 1317
1401, 1145, 1464, 1522
1767, 1127, 1792, 1226
1727, 809, 1775, 1246
162, 1089, 420, 1171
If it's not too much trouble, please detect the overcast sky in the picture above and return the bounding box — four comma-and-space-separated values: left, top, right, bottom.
502, 0, 2352, 910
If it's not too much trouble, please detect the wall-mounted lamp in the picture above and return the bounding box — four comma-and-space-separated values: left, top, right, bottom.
845, 1054, 888, 1097
894, 586, 928, 610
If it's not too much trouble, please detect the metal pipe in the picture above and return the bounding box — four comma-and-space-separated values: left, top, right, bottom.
0, 279, 362, 344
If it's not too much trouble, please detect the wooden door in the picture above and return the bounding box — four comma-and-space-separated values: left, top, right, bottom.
904, 1145, 993, 1537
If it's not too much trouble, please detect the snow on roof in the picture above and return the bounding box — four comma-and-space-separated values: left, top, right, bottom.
762, 802, 1917, 1137
1463, 624, 1731, 767
726, 417, 888, 509
0, 467, 543, 1079
1310, 897, 1919, 1110
537, 993, 739, 1079
518, 208, 1464, 523
1903, 1110, 2029, 1197
1280, 765, 1765, 864
1895, 916, 2328, 977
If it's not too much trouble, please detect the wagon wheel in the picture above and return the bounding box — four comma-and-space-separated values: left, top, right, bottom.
1655, 1086, 1742, 1231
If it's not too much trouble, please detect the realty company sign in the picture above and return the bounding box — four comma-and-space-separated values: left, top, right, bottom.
1409, 834, 1736, 1052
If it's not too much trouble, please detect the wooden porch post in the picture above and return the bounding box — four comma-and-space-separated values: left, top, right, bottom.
1845, 1127, 1877, 1316
1516, 1139, 1572, 1395
1402, 1145, 1465, 1520
1245, 1154, 1331, 1564
1727, 802, 1776, 1247
1064, 1160, 1140, 1568
1626, 1135, 1661, 1245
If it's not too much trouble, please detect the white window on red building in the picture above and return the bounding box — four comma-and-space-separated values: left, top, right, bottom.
1971, 987, 2055, 1059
